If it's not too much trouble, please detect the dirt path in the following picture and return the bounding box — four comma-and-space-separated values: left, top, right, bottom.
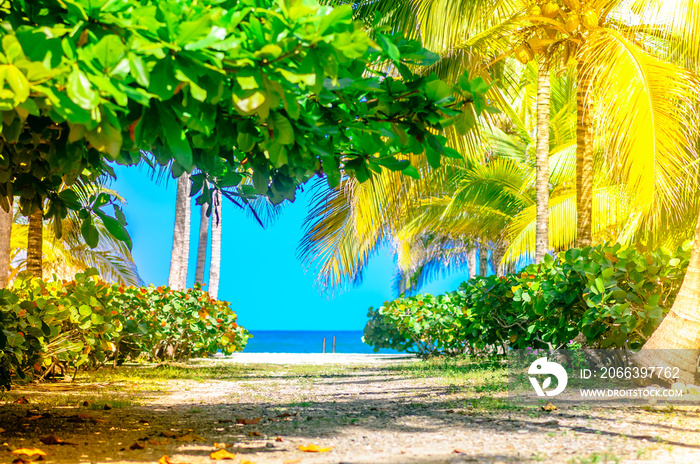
1, 357, 699, 464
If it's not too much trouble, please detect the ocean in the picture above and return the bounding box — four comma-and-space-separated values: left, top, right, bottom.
242, 330, 398, 354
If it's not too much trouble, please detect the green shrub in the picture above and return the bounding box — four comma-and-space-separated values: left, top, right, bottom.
363, 242, 690, 355
0, 269, 249, 390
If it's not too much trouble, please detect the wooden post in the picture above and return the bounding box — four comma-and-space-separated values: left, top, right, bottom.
332, 336, 336, 353
322, 337, 326, 353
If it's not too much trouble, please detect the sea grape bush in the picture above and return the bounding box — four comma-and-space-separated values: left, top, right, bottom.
363, 243, 691, 356
0, 269, 249, 389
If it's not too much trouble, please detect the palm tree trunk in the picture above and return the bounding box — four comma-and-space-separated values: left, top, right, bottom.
575, 59, 593, 247
208, 190, 222, 300
168, 172, 191, 290
468, 246, 477, 280
0, 198, 13, 287
194, 202, 209, 285
27, 208, 43, 279
479, 244, 488, 276
632, 209, 700, 384
535, 56, 551, 262
491, 243, 506, 278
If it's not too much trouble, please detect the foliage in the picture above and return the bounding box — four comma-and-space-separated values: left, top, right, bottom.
0, 269, 248, 390
0, 0, 490, 248
363, 242, 691, 355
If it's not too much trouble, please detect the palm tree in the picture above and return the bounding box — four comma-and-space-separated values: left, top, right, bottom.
0, 200, 12, 287
26, 208, 43, 278
9, 191, 142, 285
167, 172, 191, 290
208, 189, 222, 300
194, 199, 209, 285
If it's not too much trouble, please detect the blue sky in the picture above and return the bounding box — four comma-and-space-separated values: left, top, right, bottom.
111, 165, 479, 331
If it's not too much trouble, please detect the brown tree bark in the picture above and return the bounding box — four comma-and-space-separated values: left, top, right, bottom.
479, 243, 488, 276
27, 208, 43, 279
168, 173, 191, 290
0, 197, 13, 287
576, 59, 593, 247
535, 55, 551, 262
633, 209, 700, 384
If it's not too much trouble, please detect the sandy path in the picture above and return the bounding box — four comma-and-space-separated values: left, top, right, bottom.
1, 359, 700, 464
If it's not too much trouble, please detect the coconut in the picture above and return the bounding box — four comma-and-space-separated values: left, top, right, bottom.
542, 2, 560, 18
565, 13, 580, 33
527, 5, 542, 16
514, 44, 534, 64
582, 9, 598, 29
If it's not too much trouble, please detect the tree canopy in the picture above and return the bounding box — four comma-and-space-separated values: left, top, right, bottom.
0, 0, 491, 247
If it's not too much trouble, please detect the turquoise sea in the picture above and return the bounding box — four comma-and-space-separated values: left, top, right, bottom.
242, 330, 398, 353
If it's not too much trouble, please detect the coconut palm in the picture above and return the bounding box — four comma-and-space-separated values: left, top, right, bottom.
9, 188, 142, 285
168, 172, 191, 290
0, 201, 11, 287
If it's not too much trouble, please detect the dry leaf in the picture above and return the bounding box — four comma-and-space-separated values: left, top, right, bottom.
213, 443, 229, 449
298, 444, 332, 453
176, 432, 205, 442
275, 436, 284, 442
40, 436, 75, 446
283, 459, 302, 464
241, 460, 256, 464
148, 438, 170, 445
542, 402, 558, 412
248, 431, 261, 437
161, 431, 178, 438
453, 449, 468, 454
210, 449, 237, 460
129, 441, 146, 450
11, 449, 47, 456
235, 417, 261, 425
13, 397, 30, 404
158, 456, 172, 464
217, 419, 232, 423
276, 413, 293, 418
0, 427, 5, 433
12, 457, 32, 464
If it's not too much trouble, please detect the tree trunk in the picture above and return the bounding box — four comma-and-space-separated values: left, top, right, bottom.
208, 190, 222, 300
535, 55, 551, 262
27, 208, 43, 279
632, 208, 700, 384
168, 172, 191, 290
0, 197, 13, 287
468, 246, 477, 280
479, 244, 488, 276
194, 201, 209, 285
575, 59, 593, 248
491, 243, 506, 278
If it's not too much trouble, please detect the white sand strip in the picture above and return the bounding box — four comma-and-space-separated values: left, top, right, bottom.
209, 352, 417, 364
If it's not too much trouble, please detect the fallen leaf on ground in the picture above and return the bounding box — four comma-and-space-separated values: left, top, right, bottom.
217, 419, 232, 423
138, 419, 150, 425
275, 436, 284, 442
248, 431, 261, 437
213, 443, 230, 448
276, 413, 293, 418
161, 431, 178, 438
158, 456, 172, 464
67, 413, 105, 424
453, 449, 468, 454
235, 417, 261, 425
11, 449, 46, 456
298, 444, 332, 453
210, 449, 236, 460
176, 432, 205, 442
40, 436, 75, 446
241, 460, 256, 464
542, 402, 558, 412
283, 460, 302, 464
103, 403, 112, 410
13, 397, 30, 404
129, 441, 146, 450
0, 427, 5, 433
12, 457, 32, 464
148, 438, 170, 445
